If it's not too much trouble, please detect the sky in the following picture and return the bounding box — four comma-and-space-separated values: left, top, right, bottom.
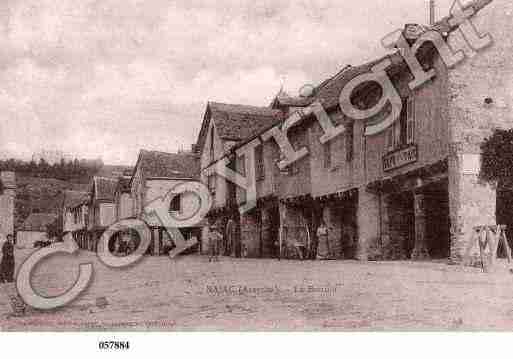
0, 0, 458, 165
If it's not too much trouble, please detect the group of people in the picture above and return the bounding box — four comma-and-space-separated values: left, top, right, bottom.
206, 219, 339, 261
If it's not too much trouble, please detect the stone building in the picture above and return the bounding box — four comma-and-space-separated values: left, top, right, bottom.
114, 176, 134, 221
196, 102, 282, 257
196, 0, 505, 263
130, 149, 202, 255
61, 190, 89, 248
86, 176, 117, 251
0, 171, 16, 242
444, 0, 513, 262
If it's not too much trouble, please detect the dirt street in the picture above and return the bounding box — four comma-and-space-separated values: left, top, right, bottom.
1, 249, 513, 331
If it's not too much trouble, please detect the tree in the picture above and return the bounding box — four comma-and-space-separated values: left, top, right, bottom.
480, 129, 513, 189
481, 129, 513, 252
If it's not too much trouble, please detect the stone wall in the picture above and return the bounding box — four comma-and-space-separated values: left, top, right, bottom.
446, 0, 512, 262
449, 151, 496, 262
0, 172, 16, 241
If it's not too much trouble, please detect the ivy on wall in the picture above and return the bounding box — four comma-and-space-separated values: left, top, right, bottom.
480, 129, 513, 189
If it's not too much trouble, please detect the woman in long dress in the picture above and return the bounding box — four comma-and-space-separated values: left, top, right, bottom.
0, 234, 26, 316
0, 234, 15, 283
316, 220, 331, 260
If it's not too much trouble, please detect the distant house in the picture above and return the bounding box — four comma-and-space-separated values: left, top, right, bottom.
62, 190, 89, 247
85, 176, 117, 251
0, 171, 16, 242
17, 213, 58, 248
130, 149, 201, 255
114, 176, 134, 222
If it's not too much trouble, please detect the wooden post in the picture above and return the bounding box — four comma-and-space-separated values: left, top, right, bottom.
463, 229, 477, 266
478, 228, 487, 272
501, 226, 512, 263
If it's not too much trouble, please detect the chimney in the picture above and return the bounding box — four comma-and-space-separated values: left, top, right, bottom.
429, 0, 436, 26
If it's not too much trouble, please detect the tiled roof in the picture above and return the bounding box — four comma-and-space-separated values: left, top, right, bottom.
21, 213, 58, 232
270, 89, 315, 108
137, 150, 200, 180
63, 190, 89, 209
283, 0, 493, 111
208, 102, 283, 141
93, 177, 118, 202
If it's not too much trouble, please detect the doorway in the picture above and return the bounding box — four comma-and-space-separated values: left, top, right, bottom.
424, 181, 450, 259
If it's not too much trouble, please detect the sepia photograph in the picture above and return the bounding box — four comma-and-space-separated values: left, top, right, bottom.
0, 0, 512, 354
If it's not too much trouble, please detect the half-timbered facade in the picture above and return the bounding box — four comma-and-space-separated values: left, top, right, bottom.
197, 0, 500, 263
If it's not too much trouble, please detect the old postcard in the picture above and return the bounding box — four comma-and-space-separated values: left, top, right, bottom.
0, 0, 512, 347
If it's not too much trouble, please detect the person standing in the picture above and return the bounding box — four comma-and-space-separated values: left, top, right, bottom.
208, 224, 222, 262
316, 220, 331, 260
1, 234, 15, 283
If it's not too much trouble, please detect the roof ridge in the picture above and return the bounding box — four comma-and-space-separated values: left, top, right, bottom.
209, 101, 279, 112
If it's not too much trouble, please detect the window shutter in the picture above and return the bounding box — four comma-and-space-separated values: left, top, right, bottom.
406, 97, 415, 144
386, 124, 395, 152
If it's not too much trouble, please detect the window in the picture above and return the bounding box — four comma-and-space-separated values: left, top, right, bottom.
170, 194, 181, 213
323, 141, 331, 169
346, 121, 354, 162
386, 97, 414, 151
256, 145, 265, 181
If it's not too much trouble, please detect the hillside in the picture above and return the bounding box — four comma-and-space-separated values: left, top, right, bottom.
14, 165, 131, 231
15, 176, 88, 230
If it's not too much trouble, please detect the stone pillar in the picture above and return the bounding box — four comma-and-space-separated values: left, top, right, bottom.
411, 192, 430, 260
0, 172, 16, 240
240, 211, 260, 258
449, 152, 496, 263
278, 203, 306, 259
356, 187, 380, 261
